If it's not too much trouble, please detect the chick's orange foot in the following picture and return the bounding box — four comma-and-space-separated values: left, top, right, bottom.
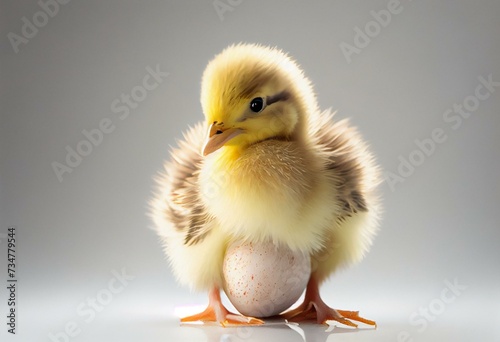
180, 288, 263, 327
282, 276, 376, 328
284, 304, 376, 328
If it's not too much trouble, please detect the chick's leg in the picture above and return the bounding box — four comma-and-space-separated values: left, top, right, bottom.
180, 287, 263, 326
282, 275, 376, 327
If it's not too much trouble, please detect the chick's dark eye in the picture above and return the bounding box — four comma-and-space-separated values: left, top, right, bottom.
249, 97, 265, 113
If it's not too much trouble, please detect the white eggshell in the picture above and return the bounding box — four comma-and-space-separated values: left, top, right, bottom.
223, 241, 310, 317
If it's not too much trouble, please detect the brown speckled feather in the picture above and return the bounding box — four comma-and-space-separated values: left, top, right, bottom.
309, 110, 375, 221
160, 122, 213, 245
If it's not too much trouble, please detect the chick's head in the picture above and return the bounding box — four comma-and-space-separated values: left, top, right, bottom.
200, 44, 318, 157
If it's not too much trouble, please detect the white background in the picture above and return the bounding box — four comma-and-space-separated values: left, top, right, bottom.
1, 0, 499, 341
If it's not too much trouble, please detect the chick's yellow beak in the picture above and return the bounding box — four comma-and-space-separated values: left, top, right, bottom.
202, 122, 243, 156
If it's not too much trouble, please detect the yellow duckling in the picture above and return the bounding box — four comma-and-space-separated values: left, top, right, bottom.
151, 43, 381, 327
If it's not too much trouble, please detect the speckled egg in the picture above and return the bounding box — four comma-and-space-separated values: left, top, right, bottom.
223, 241, 311, 318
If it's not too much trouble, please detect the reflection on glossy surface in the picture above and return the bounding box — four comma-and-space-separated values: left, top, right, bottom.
182, 320, 372, 342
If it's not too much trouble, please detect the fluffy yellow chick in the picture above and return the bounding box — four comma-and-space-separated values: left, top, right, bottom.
151, 43, 381, 327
